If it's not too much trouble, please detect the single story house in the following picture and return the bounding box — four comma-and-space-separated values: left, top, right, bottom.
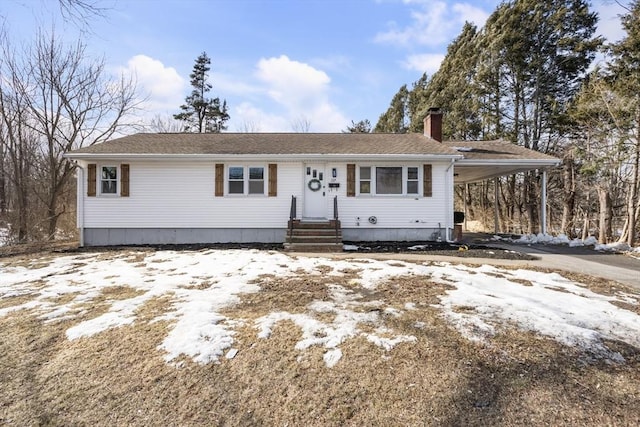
65, 110, 560, 247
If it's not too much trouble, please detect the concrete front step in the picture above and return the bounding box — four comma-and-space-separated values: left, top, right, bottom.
287, 236, 343, 244
283, 242, 344, 252
286, 219, 342, 251
288, 219, 340, 229
288, 229, 341, 237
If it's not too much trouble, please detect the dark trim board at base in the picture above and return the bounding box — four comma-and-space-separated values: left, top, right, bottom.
83, 228, 287, 246
83, 227, 449, 246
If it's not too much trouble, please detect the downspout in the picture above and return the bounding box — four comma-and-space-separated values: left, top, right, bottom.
541, 168, 547, 235
445, 158, 456, 242
494, 177, 499, 234
75, 162, 85, 247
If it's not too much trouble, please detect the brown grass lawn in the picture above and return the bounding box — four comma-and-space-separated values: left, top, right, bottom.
1, 251, 639, 426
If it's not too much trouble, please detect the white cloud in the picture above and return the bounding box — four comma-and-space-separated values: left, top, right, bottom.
256, 55, 331, 106
119, 54, 349, 132
403, 53, 445, 73
374, 1, 490, 47
250, 55, 348, 132
231, 102, 289, 132
452, 3, 490, 27
120, 55, 184, 110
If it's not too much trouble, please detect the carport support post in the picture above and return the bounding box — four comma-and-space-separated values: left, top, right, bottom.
464, 183, 469, 231
494, 177, 499, 234
541, 169, 547, 235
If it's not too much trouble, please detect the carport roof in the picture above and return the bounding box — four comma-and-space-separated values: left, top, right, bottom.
443, 140, 560, 183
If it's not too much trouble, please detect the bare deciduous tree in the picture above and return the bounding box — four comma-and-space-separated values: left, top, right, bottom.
290, 115, 311, 133
149, 114, 183, 133
236, 120, 262, 133
0, 30, 139, 242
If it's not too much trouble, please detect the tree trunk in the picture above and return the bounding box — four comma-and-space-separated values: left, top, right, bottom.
16, 174, 28, 242
626, 122, 640, 246
597, 187, 612, 243
465, 183, 475, 218
561, 156, 576, 237
524, 172, 538, 234
0, 153, 6, 216
581, 211, 589, 241
47, 197, 58, 240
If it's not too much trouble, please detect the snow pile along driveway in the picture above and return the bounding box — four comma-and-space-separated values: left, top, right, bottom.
494, 232, 640, 254
1, 249, 639, 366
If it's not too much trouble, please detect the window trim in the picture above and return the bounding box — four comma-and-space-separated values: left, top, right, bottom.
359, 166, 371, 195
248, 166, 265, 195
228, 166, 245, 195
407, 166, 419, 195
227, 165, 267, 196
98, 164, 119, 196
356, 165, 422, 196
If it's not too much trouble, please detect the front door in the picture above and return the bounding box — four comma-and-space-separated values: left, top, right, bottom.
303, 164, 326, 219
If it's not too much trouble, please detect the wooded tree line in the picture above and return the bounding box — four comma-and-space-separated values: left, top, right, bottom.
376, 0, 640, 246
0, 30, 228, 244
0, 30, 138, 243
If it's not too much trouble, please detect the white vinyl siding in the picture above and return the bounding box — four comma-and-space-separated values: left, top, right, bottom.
83, 162, 299, 228
326, 162, 451, 229
81, 160, 452, 230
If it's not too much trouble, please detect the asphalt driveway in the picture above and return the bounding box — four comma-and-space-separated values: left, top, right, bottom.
486, 241, 640, 290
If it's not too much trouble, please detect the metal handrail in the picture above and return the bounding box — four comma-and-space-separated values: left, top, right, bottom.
333, 196, 339, 243
289, 195, 296, 243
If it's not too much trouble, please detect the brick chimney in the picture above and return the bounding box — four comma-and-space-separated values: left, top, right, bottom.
424, 107, 442, 142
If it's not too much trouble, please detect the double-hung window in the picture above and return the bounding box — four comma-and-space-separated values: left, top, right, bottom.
359, 166, 371, 194
101, 166, 118, 194
358, 166, 420, 196
87, 163, 129, 197
228, 166, 265, 195
407, 167, 419, 194
248, 167, 264, 194
228, 167, 244, 194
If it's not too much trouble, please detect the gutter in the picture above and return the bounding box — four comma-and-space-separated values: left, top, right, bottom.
64, 153, 465, 162
454, 159, 561, 166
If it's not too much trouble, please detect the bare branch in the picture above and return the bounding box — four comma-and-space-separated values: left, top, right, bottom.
290, 115, 311, 133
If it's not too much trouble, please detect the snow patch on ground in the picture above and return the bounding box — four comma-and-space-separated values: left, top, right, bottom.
434, 266, 640, 360
494, 233, 640, 254
255, 284, 416, 367
1, 249, 639, 366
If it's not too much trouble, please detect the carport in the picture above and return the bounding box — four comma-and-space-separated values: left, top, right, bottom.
445, 141, 561, 235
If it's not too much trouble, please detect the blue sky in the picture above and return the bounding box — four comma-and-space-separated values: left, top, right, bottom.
2, 0, 628, 132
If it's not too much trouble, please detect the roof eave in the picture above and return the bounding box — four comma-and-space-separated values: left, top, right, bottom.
64, 153, 463, 161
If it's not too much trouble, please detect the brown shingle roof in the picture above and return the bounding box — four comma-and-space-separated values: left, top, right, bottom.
68, 132, 460, 156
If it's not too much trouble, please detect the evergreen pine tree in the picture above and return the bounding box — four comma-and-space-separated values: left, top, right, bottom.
343, 119, 372, 133
374, 85, 409, 133
174, 52, 230, 133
